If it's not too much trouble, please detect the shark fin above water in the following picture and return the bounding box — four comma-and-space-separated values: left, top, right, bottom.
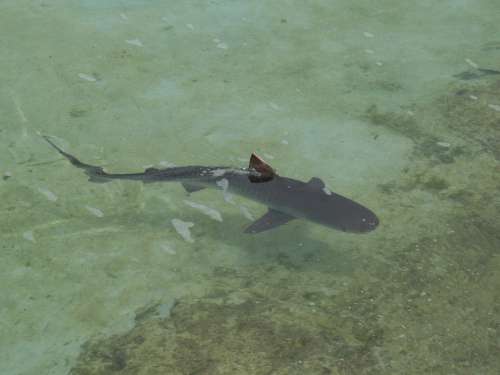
244, 208, 295, 233
248, 153, 275, 183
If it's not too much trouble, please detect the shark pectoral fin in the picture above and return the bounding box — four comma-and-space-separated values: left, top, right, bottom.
244, 208, 295, 234
182, 182, 205, 193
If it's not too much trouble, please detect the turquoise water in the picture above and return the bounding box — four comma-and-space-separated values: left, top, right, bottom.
1, 1, 499, 374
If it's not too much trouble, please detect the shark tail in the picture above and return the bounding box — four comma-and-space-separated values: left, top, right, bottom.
43, 135, 111, 183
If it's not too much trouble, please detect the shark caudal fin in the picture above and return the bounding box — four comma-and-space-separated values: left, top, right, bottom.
248, 153, 275, 182
43, 135, 111, 183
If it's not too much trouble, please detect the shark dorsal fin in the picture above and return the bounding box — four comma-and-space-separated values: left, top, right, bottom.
248, 153, 275, 183
249, 153, 274, 174
307, 177, 325, 189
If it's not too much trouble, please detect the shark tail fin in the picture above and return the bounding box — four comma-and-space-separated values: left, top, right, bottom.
43, 135, 112, 183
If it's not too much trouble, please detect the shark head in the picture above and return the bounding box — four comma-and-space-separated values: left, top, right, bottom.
299, 177, 379, 233
336, 206, 379, 233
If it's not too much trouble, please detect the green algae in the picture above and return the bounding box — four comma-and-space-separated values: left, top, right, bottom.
438, 81, 500, 161
69, 274, 379, 374
365, 104, 420, 141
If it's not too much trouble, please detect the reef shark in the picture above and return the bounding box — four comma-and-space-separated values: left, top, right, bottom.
43, 136, 379, 234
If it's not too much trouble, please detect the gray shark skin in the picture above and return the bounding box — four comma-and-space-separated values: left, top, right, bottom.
43, 136, 379, 234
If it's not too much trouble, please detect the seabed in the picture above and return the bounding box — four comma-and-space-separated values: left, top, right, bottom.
1, 1, 499, 374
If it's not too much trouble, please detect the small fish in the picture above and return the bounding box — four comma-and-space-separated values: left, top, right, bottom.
43, 136, 379, 234
453, 68, 500, 80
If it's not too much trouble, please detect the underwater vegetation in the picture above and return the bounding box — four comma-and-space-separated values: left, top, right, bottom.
69, 211, 499, 375
367, 76, 499, 198
440, 81, 500, 161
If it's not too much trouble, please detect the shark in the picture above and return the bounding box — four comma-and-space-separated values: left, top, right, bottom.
43, 136, 379, 234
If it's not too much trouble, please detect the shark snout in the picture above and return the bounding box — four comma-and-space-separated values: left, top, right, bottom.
358, 213, 379, 232
333, 212, 379, 233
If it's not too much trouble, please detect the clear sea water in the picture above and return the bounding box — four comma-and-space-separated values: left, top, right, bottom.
1, 1, 499, 374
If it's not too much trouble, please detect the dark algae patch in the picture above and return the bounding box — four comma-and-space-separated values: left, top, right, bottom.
69, 278, 381, 375
69, 106, 90, 118
365, 77, 500, 162
437, 79, 500, 161
365, 104, 420, 141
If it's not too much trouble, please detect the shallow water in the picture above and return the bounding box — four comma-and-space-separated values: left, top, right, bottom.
1, 1, 499, 374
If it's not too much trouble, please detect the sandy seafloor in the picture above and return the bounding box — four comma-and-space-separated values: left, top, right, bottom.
1, 0, 499, 374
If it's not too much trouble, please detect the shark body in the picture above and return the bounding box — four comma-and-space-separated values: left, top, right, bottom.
44, 136, 379, 234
